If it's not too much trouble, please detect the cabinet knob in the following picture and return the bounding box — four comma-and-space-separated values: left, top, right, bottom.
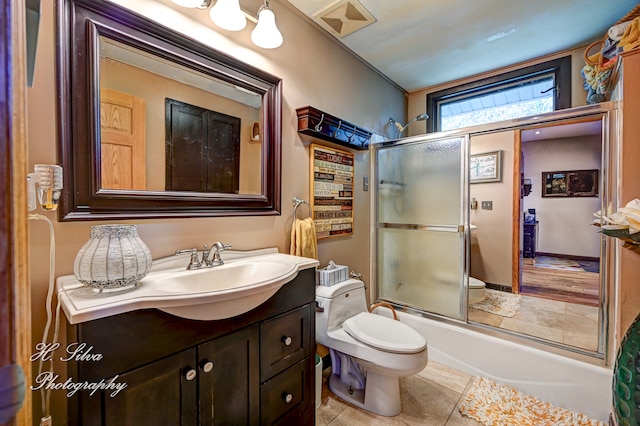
281, 336, 292, 346
184, 368, 197, 381
282, 392, 293, 403
201, 360, 214, 373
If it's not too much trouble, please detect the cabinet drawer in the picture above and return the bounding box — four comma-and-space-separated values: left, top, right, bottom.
260, 359, 313, 425
260, 305, 311, 380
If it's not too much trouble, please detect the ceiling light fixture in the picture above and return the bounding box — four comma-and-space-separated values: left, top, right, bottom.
209, 0, 247, 31
171, 0, 284, 49
170, 0, 211, 9
251, 1, 283, 49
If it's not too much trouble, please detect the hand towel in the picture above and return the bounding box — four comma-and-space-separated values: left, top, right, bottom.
609, 20, 632, 41
290, 217, 318, 259
619, 17, 640, 52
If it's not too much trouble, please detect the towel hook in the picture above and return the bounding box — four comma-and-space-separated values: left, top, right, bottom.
357, 134, 370, 148
292, 196, 312, 219
344, 123, 355, 142
314, 113, 325, 132
332, 120, 342, 138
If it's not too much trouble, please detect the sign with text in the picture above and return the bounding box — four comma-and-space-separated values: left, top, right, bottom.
311, 144, 354, 238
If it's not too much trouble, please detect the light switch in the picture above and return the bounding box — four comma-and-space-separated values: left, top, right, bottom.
363, 176, 369, 192
482, 201, 493, 210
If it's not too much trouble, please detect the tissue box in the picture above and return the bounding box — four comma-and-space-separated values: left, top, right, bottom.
316, 264, 349, 286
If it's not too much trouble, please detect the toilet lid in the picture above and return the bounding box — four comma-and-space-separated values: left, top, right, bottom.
343, 312, 426, 354
469, 277, 485, 289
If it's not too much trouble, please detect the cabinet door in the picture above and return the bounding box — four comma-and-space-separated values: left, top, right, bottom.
260, 359, 314, 425
198, 325, 260, 426
102, 348, 197, 425
260, 305, 311, 381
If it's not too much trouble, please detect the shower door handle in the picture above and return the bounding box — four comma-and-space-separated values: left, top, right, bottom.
378, 223, 464, 233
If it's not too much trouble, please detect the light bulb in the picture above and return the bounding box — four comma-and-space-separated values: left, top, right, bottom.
170, 0, 209, 8
209, 0, 246, 31
251, 6, 283, 49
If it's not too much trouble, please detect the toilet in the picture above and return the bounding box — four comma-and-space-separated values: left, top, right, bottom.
468, 277, 487, 305
468, 224, 487, 305
315, 279, 428, 416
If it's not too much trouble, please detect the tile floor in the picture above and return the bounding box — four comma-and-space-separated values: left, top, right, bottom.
468, 293, 599, 351
316, 361, 483, 426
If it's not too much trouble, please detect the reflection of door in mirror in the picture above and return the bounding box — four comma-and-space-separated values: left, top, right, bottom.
165, 99, 240, 193
100, 89, 146, 189
99, 36, 263, 195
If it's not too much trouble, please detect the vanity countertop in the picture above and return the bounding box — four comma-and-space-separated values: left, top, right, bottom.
57, 248, 319, 324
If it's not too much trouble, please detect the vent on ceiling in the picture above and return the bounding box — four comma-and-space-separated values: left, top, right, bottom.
313, 0, 376, 38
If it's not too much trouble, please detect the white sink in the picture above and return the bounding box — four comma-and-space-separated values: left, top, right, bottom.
56, 248, 319, 323
155, 261, 293, 294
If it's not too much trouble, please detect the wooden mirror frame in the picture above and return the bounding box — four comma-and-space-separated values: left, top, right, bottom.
56, 0, 282, 221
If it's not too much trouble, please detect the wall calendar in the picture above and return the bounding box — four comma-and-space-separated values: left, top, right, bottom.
310, 144, 354, 239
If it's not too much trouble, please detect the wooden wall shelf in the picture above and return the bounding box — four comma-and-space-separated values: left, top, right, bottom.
296, 106, 372, 150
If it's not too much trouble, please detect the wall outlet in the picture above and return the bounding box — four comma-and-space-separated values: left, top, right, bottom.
482, 201, 493, 210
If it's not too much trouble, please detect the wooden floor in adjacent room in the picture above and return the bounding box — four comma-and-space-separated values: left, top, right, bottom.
519, 257, 600, 307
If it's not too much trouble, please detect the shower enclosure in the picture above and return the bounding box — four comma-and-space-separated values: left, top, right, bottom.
375, 135, 469, 319
373, 104, 616, 361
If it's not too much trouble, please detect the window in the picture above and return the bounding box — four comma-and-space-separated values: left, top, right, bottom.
426, 56, 571, 132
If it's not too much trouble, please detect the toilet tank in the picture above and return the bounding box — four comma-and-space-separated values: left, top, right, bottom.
316, 279, 368, 332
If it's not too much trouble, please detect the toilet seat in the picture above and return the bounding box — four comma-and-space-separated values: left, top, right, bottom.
469, 277, 485, 288
343, 312, 426, 354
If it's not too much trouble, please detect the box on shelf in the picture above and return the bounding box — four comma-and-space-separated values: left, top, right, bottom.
316, 263, 349, 286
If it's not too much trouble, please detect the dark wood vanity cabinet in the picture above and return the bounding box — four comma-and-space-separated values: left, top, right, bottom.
67, 269, 315, 425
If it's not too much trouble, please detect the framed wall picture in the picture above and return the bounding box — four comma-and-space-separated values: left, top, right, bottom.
542, 169, 599, 197
310, 144, 354, 239
470, 150, 502, 183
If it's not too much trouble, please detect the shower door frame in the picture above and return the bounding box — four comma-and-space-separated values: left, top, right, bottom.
372, 133, 471, 322
370, 102, 617, 363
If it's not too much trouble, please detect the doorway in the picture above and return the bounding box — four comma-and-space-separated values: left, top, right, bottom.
518, 121, 602, 310
468, 116, 605, 353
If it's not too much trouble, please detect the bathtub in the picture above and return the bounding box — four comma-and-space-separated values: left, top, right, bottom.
389, 310, 613, 422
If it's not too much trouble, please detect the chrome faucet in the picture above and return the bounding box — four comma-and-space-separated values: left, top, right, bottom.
203, 242, 232, 266
175, 248, 202, 270
175, 242, 231, 270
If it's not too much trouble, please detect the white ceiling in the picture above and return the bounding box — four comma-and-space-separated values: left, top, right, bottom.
284, 0, 639, 92
521, 120, 602, 142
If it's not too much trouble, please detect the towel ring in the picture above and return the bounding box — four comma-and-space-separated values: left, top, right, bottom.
292, 196, 312, 219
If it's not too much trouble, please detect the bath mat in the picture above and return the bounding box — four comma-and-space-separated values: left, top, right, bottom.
470, 289, 520, 317
459, 376, 605, 426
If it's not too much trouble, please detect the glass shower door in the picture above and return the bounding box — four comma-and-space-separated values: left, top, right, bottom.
376, 136, 468, 319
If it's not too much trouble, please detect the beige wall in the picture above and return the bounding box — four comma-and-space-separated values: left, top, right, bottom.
26, 1, 404, 422
522, 135, 602, 258
469, 132, 515, 287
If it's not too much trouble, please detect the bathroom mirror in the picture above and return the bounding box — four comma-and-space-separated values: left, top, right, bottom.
57, 0, 282, 220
